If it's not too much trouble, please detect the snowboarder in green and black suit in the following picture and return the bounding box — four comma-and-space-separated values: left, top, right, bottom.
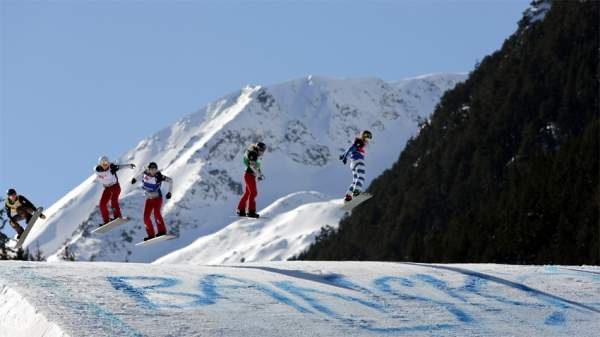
236, 142, 266, 218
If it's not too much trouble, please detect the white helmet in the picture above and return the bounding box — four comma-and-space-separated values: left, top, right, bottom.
98, 156, 110, 164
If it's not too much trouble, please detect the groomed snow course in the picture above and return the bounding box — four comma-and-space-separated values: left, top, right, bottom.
1, 261, 599, 337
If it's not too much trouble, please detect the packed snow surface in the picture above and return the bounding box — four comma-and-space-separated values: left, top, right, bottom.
0, 285, 67, 337
0, 261, 599, 337
155, 191, 347, 265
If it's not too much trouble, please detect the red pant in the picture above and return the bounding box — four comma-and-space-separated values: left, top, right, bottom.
100, 184, 122, 223
144, 197, 166, 237
237, 172, 257, 212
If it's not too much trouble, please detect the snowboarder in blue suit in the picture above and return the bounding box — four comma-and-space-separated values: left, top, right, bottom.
339, 130, 372, 202
131, 162, 173, 241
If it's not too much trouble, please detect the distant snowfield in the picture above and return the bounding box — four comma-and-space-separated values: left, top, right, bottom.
1, 261, 599, 337
155, 191, 347, 265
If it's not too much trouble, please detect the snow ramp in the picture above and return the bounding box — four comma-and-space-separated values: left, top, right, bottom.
0, 261, 599, 337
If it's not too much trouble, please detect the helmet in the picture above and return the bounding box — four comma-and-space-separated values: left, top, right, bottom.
361, 130, 373, 140
98, 156, 110, 165
256, 142, 267, 153
147, 162, 158, 169
6, 188, 16, 196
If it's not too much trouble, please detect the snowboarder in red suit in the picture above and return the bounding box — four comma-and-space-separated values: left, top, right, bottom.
131, 162, 173, 241
236, 142, 266, 218
4, 188, 46, 239
94, 156, 136, 226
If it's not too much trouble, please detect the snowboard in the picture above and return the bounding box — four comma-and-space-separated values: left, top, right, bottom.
342, 193, 373, 211
230, 215, 270, 220
92, 217, 130, 235
14, 207, 44, 249
135, 234, 176, 246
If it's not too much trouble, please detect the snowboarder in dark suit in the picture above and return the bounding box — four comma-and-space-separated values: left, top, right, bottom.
4, 188, 46, 239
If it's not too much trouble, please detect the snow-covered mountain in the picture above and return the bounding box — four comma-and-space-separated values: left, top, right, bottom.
24, 73, 465, 263
2, 261, 599, 337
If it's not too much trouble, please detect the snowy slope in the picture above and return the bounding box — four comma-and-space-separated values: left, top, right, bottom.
155, 191, 346, 265
0, 285, 66, 337
23, 74, 465, 263
1, 261, 599, 337
524, 0, 552, 24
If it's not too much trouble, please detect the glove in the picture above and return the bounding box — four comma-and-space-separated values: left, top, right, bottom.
339, 155, 347, 165
131, 178, 137, 184
130, 164, 136, 169
258, 174, 265, 181
165, 192, 172, 199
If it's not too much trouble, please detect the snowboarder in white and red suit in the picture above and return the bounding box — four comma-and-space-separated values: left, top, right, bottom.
94, 156, 135, 226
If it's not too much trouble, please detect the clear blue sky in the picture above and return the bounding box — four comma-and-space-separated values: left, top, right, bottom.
1, 0, 529, 211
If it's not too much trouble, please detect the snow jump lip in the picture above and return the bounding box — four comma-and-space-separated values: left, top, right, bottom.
1, 261, 599, 337
401, 262, 600, 314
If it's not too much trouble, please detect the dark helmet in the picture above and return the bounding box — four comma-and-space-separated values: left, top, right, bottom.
6, 188, 16, 196
361, 130, 373, 140
147, 162, 158, 169
256, 142, 267, 153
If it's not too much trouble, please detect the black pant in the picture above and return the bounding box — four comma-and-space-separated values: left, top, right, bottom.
9, 206, 36, 234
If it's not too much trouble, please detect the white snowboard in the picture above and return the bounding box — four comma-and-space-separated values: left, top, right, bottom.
135, 234, 177, 246
342, 193, 373, 211
92, 217, 130, 235
14, 207, 44, 249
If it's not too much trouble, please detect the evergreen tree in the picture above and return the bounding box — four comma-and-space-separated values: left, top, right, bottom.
298, 1, 599, 265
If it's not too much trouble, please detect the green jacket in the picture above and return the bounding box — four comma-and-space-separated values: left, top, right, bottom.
243, 147, 261, 175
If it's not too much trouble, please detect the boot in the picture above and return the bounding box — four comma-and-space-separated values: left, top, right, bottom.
236, 209, 246, 217
247, 211, 260, 218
